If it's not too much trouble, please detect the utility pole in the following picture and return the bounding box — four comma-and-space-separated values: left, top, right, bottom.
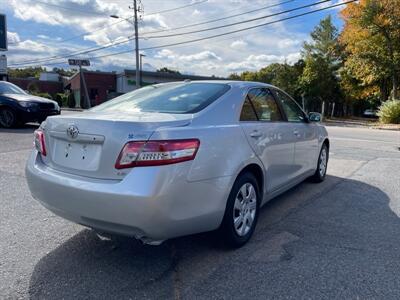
133, 0, 140, 89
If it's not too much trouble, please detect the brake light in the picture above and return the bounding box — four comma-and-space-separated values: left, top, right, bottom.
34, 129, 47, 156
115, 139, 200, 169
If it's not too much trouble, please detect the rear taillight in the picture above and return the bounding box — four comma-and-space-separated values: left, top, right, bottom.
34, 129, 47, 156
115, 139, 200, 169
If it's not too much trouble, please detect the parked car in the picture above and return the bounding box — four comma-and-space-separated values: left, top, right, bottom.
26, 81, 329, 248
0, 81, 60, 128
363, 108, 378, 118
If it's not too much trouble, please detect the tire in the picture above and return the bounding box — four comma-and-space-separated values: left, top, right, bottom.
219, 172, 260, 248
310, 143, 329, 183
0, 107, 17, 128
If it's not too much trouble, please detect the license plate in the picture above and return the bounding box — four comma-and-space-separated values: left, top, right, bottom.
52, 139, 102, 171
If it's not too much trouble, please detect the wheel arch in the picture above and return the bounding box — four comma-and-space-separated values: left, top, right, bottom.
236, 163, 264, 198
323, 138, 330, 150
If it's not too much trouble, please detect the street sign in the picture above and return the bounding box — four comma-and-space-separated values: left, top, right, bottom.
68, 59, 90, 66
0, 14, 7, 51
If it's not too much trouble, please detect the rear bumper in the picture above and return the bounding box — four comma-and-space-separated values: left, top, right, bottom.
25, 151, 231, 241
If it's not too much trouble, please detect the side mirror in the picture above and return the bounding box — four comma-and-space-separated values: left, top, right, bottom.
308, 112, 322, 122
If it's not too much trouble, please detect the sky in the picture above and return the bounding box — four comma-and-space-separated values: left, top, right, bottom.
1, 0, 348, 77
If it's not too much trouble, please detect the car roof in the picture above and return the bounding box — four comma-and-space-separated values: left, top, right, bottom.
164, 80, 277, 89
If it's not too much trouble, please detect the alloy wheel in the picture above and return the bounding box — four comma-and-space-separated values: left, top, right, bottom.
0, 109, 15, 128
319, 148, 327, 177
233, 182, 257, 237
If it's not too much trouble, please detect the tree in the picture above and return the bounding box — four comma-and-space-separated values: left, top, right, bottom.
340, 0, 400, 99
157, 67, 181, 74
299, 16, 343, 114
52, 67, 76, 77
7, 67, 46, 79
227, 61, 304, 102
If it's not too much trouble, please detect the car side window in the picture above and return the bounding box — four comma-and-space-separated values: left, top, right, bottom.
240, 97, 258, 121
240, 88, 283, 122
274, 90, 305, 122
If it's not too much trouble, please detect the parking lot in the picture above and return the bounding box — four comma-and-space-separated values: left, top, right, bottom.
1, 115, 400, 299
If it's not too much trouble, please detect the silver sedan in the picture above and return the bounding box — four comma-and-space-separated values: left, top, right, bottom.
26, 81, 329, 248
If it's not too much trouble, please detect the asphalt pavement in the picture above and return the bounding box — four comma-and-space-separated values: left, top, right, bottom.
1, 116, 400, 299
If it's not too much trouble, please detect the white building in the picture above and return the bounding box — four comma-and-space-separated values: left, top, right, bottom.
39, 72, 60, 82
116, 69, 220, 94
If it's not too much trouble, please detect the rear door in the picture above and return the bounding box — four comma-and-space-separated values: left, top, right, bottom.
272, 89, 318, 177
239, 88, 296, 192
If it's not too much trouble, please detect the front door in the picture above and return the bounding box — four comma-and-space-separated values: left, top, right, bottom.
273, 89, 318, 177
239, 88, 297, 192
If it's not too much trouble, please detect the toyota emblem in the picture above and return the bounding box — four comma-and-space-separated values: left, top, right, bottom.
67, 125, 79, 139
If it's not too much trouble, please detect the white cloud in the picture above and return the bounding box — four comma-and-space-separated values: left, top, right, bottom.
230, 40, 248, 49
7, 31, 20, 44
5, 0, 341, 76
277, 38, 302, 49
155, 49, 176, 59
179, 51, 221, 62
226, 52, 301, 73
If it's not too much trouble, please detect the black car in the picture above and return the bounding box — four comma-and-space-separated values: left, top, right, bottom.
0, 81, 60, 128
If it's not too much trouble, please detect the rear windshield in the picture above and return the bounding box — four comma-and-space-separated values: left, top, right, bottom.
91, 82, 230, 114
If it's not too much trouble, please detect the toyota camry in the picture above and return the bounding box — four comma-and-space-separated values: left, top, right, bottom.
26, 81, 329, 248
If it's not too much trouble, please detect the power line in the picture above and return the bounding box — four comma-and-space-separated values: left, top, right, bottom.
9, 0, 356, 69
9, 0, 207, 46
142, 0, 331, 39
9, 0, 331, 66
140, 0, 357, 51
145, 0, 208, 16
141, 0, 296, 36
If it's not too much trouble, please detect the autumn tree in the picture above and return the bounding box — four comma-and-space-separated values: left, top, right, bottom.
340, 0, 400, 100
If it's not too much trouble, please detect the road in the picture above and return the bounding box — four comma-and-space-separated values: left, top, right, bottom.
1, 117, 400, 299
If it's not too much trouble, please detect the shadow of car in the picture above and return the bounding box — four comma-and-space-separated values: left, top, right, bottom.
27, 175, 398, 299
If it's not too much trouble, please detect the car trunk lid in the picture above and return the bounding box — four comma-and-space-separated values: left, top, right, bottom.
41, 111, 192, 179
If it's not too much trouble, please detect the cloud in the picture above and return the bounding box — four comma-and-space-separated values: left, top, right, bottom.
277, 38, 302, 49
179, 51, 221, 62
230, 40, 248, 49
37, 34, 62, 41
155, 49, 176, 59
7, 31, 20, 44
226, 52, 301, 72
5, 0, 339, 76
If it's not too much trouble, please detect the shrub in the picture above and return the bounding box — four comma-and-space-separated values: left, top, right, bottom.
378, 100, 400, 124
31, 92, 53, 99
55, 93, 63, 106
67, 93, 76, 108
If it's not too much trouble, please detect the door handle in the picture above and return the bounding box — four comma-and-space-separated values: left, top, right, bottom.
293, 130, 300, 137
250, 131, 262, 138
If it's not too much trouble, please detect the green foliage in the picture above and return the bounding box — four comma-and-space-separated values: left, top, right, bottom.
55, 93, 69, 107
303, 15, 341, 66
30, 92, 53, 99
7, 67, 46, 79
8, 67, 77, 79
67, 93, 76, 108
299, 16, 343, 113
228, 62, 304, 101
377, 100, 400, 124
27, 81, 40, 93
340, 0, 400, 99
52, 67, 76, 77
157, 67, 181, 74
